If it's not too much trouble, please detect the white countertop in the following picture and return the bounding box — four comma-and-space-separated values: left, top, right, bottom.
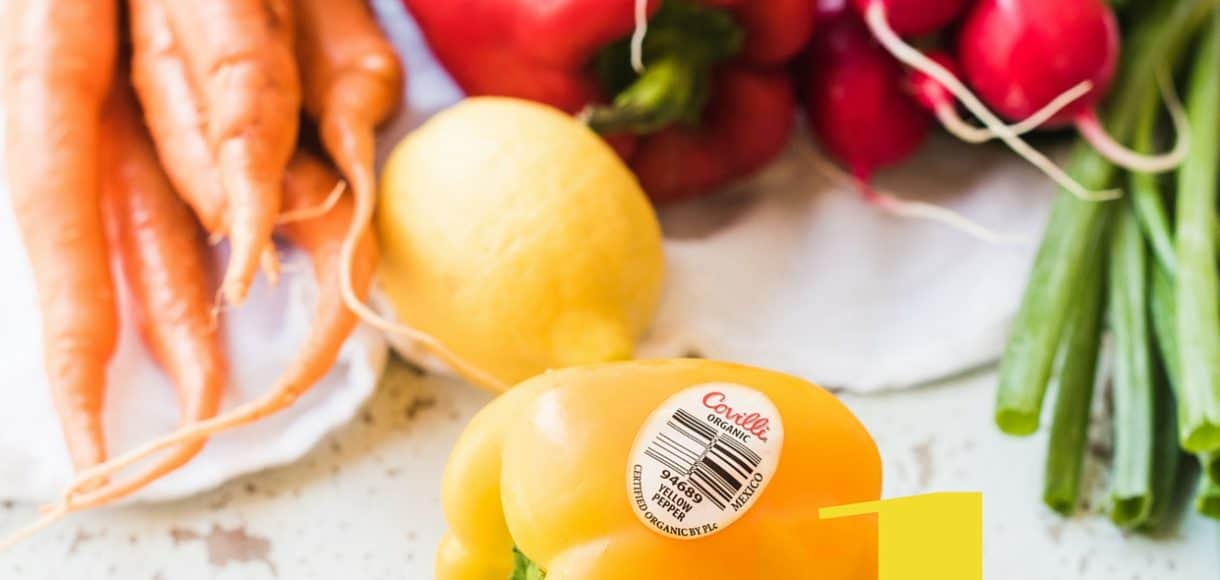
1, 359, 1216, 579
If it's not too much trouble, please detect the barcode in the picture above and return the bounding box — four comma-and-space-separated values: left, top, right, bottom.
643, 408, 763, 509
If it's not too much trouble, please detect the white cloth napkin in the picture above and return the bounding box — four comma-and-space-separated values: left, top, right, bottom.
370, 0, 1058, 392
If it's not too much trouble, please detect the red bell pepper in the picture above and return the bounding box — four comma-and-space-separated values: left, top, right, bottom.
403, 0, 815, 204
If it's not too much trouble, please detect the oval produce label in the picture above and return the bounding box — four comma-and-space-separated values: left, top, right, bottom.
626, 383, 784, 539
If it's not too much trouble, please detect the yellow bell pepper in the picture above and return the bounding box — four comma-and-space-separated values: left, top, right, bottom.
437, 359, 882, 579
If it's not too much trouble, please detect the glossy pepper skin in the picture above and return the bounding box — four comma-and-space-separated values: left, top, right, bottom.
403, 0, 815, 204
436, 359, 881, 579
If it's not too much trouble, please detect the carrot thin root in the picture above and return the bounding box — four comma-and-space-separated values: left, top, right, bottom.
865, 2, 1119, 202
333, 176, 509, 393
0, 505, 69, 552
277, 180, 346, 224
61, 390, 296, 503
261, 246, 281, 287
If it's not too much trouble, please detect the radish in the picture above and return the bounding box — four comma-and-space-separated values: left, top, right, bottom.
815, 0, 850, 19
851, 0, 971, 37
856, 0, 1119, 201
803, 15, 928, 187
957, 0, 1188, 173
907, 51, 1095, 144
801, 13, 1016, 242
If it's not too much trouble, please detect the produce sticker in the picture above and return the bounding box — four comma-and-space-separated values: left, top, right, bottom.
626, 383, 783, 539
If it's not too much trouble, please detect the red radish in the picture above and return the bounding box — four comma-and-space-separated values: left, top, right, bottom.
804, 15, 929, 187
851, 0, 971, 37
907, 51, 1096, 144
957, 0, 1187, 172
802, 14, 1016, 242
857, 0, 1118, 201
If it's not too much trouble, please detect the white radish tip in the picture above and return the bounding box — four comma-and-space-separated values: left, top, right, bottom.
805, 149, 1029, 245
864, 3, 1119, 203
630, 0, 649, 74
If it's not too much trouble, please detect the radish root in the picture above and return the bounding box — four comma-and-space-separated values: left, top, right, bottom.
806, 149, 1027, 245
937, 80, 1094, 143
630, 0, 649, 74
865, 2, 1119, 202
1074, 69, 1189, 173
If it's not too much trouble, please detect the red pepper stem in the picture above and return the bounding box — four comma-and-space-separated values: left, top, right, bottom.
583, 0, 742, 135
583, 56, 704, 134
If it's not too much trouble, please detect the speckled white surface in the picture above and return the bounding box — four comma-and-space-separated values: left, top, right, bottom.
1, 0, 1217, 576
1, 360, 1214, 579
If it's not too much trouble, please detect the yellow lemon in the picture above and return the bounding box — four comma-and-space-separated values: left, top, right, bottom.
377, 97, 665, 390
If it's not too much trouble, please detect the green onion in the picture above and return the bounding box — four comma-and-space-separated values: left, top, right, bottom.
1201, 452, 1220, 485
1194, 473, 1220, 519
995, 0, 1214, 435
1108, 204, 1158, 527
1043, 227, 1107, 515
1142, 365, 1185, 532
995, 163, 1114, 435
1173, 9, 1220, 454
1129, 86, 1178, 276
1150, 260, 1217, 505
1151, 264, 1180, 387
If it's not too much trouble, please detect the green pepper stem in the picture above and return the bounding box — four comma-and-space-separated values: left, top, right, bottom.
583, 57, 702, 134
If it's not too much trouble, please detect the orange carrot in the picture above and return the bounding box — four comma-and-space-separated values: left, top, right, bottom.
159, 0, 301, 305
60, 151, 377, 502
129, 0, 279, 281
292, 0, 501, 392
3, 0, 119, 471
128, 0, 226, 235
295, 0, 403, 327
76, 81, 227, 510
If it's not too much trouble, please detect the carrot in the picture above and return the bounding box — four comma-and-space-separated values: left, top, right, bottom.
77, 80, 227, 510
59, 151, 377, 503
158, 0, 301, 305
295, 0, 403, 327
129, 0, 280, 284
128, 0, 226, 234
3, 0, 119, 471
293, 0, 501, 391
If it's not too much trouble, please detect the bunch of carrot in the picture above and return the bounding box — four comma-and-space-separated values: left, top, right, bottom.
995, 0, 1220, 530
0, 0, 402, 542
